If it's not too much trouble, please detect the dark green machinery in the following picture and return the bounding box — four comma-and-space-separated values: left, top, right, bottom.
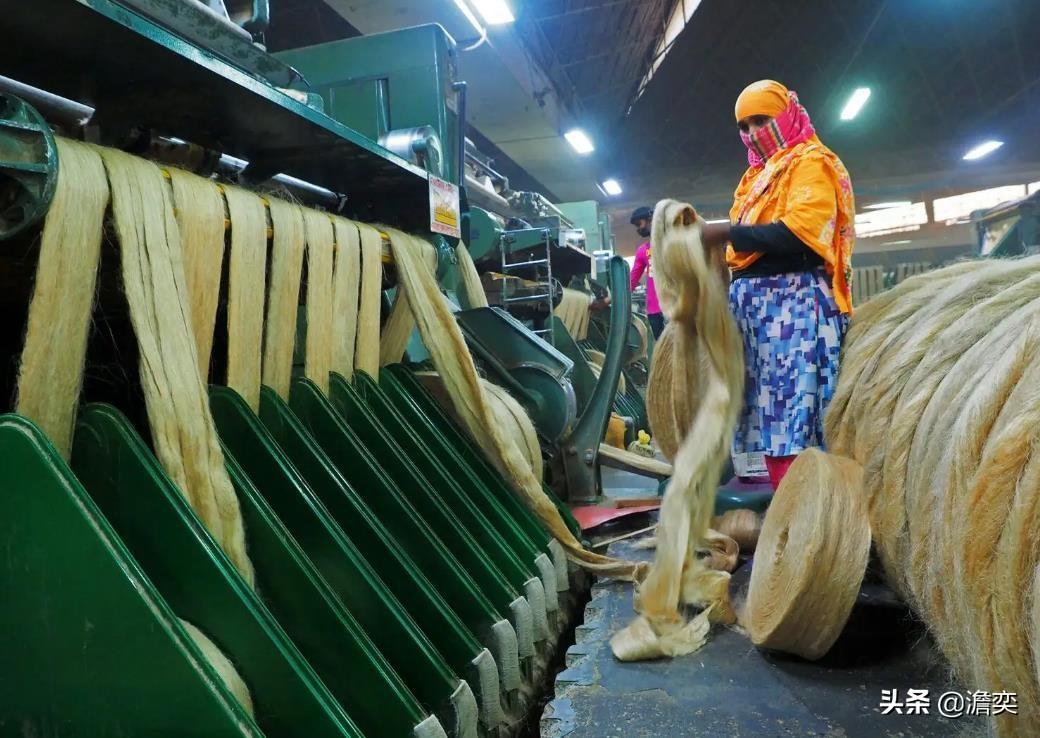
0, 0, 653, 735
975, 189, 1040, 258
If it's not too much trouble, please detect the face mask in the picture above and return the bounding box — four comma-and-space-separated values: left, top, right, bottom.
637, 226, 650, 238
740, 122, 783, 166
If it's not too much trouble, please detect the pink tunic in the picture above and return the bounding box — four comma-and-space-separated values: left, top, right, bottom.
629, 241, 661, 315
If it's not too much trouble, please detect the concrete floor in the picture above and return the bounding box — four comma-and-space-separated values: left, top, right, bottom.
544, 474, 983, 738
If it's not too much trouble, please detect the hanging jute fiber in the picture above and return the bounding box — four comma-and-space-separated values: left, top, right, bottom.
821, 255, 1040, 737
98, 147, 255, 589
180, 619, 254, 718
16, 140, 255, 715
611, 199, 744, 662
16, 138, 108, 458
382, 228, 642, 580
222, 185, 269, 412
261, 198, 307, 400
554, 287, 592, 341
743, 449, 870, 660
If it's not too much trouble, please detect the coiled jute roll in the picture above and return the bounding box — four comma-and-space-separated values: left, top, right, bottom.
822, 255, 1040, 737
611, 200, 744, 662
744, 449, 870, 660
712, 509, 763, 553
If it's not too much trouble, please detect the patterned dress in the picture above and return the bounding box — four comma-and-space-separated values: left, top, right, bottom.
729, 269, 848, 457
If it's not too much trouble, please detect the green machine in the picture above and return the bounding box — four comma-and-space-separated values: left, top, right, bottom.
274, 24, 641, 505
975, 189, 1040, 258
0, 1, 638, 735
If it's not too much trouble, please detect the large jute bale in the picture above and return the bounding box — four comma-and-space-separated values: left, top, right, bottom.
823, 256, 1040, 737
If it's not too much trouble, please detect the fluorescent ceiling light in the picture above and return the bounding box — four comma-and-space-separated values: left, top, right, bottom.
705, 218, 730, 224
881, 239, 913, 246
451, 0, 485, 35
963, 140, 1004, 161
565, 128, 595, 154
470, 0, 514, 24
864, 201, 911, 210
840, 87, 871, 121
602, 179, 622, 196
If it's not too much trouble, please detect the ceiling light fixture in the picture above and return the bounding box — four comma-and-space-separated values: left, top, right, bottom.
881, 239, 913, 246
451, 0, 486, 36
704, 218, 730, 224
963, 140, 1004, 161
864, 201, 912, 210
602, 179, 622, 196
565, 128, 595, 155
470, 0, 515, 24
840, 87, 871, 121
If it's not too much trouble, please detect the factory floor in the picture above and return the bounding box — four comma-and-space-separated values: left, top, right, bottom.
541, 470, 982, 738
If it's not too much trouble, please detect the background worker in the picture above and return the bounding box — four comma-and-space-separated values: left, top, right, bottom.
628, 205, 665, 337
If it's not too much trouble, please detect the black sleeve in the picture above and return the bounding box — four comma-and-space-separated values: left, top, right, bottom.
729, 221, 809, 255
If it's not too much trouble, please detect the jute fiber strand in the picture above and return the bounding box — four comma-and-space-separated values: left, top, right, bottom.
744, 449, 870, 660
629, 315, 648, 366
380, 238, 437, 367
554, 287, 591, 340
597, 443, 672, 478
262, 198, 306, 400
330, 217, 361, 380
456, 242, 489, 309
820, 255, 1040, 737
180, 619, 254, 718
382, 227, 642, 579
222, 185, 269, 411
97, 146, 255, 588
16, 138, 108, 458
355, 222, 384, 377
168, 169, 226, 375
712, 508, 763, 553
302, 209, 335, 395
584, 349, 626, 394
611, 200, 743, 662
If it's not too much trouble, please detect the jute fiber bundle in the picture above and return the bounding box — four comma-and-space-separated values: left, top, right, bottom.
355, 222, 384, 377
584, 349, 626, 395
712, 508, 763, 553
611, 200, 744, 662
180, 619, 254, 718
301, 209, 335, 395
596, 443, 672, 478
554, 287, 591, 341
382, 228, 642, 579
380, 240, 437, 367
821, 256, 1040, 737
98, 147, 255, 589
262, 198, 307, 400
16, 138, 108, 458
629, 315, 649, 366
168, 169, 226, 375
222, 185, 269, 412
330, 217, 361, 380
744, 449, 870, 659
455, 242, 489, 309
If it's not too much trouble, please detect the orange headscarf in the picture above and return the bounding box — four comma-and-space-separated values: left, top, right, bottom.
727, 81, 856, 314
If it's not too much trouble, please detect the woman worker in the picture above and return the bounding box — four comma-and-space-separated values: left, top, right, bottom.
699, 80, 856, 490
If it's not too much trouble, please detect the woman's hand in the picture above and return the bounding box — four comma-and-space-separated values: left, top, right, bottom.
700, 221, 732, 249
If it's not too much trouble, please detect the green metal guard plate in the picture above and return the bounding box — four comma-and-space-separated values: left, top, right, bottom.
71, 403, 361, 738
207, 386, 467, 728
285, 377, 510, 636
0, 414, 259, 736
